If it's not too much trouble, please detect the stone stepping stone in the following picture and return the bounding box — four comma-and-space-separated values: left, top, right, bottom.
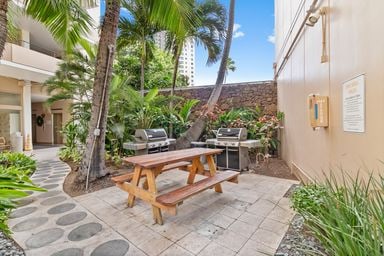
16, 197, 36, 207
44, 178, 63, 184
37, 190, 62, 199
10, 207, 37, 218
41, 196, 67, 206
47, 203, 76, 215
51, 248, 83, 256
25, 228, 64, 248
48, 174, 67, 179
41, 184, 60, 190
68, 223, 102, 241
12, 217, 48, 232
90, 240, 129, 256
56, 212, 87, 226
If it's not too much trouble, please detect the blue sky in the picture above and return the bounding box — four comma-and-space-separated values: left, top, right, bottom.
100, 1, 275, 86
195, 1, 275, 86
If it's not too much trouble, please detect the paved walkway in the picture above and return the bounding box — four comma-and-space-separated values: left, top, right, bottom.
9, 147, 299, 256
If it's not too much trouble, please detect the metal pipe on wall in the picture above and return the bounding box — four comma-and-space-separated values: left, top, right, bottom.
274, 0, 319, 80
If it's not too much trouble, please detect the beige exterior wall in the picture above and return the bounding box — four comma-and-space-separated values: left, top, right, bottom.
32, 100, 71, 144
275, 0, 384, 181
2, 43, 60, 73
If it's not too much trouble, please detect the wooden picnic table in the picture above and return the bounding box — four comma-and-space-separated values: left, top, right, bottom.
112, 148, 239, 225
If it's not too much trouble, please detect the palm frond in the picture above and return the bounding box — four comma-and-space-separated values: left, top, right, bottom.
24, 0, 94, 53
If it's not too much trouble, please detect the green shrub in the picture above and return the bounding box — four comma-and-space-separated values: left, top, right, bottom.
292, 173, 384, 255
291, 184, 327, 217
0, 152, 37, 175
0, 155, 44, 235
58, 147, 82, 164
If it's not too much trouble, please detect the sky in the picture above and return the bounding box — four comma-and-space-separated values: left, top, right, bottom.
195, 1, 275, 86
100, 1, 275, 86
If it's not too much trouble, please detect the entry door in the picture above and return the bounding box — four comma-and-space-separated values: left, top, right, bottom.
53, 113, 63, 144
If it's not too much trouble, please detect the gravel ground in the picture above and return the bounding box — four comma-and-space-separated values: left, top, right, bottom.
275, 214, 327, 256
0, 231, 25, 256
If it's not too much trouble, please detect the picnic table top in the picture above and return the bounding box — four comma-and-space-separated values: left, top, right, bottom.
123, 148, 223, 169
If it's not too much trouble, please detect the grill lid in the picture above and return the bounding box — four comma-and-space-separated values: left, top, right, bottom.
135, 128, 168, 142
216, 128, 247, 141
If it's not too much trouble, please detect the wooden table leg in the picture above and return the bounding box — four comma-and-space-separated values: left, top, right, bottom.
144, 168, 163, 225
127, 165, 142, 207
187, 157, 200, 184
206, 155, 223, 193
143, 166, 163, 190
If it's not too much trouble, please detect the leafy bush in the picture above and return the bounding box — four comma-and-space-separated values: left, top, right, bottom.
0, 154, 44, 235
58, 147, 82, 164
291, 184, 327, 217
0, 152, 37, 175
59, 121, 85, 164
203, 106, 283, 151
292, 173, 384, 255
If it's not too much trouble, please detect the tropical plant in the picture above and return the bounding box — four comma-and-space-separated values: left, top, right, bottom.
224, 57, 236, 83
0, 152, 36, 175
114, 44, 185, 90
58, 122, 84, 163
166, 0, 226, 91
292, 173, 384, 256
0, 0, 95, 57
117, 0, 159, 96
0, 153, 44, 235
166, 0, 226, 137
177, 0, 236, 148
82, 0, 197, 180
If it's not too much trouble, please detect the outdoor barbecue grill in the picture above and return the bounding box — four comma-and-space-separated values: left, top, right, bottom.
123, 128, 176, 155
206, 128, 262, 171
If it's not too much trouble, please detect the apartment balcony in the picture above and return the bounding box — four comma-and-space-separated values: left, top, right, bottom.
0, 42, 61, 83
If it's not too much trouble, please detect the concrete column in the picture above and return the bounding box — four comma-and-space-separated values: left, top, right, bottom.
22, 81, 33, 151
21, 30, 30, 49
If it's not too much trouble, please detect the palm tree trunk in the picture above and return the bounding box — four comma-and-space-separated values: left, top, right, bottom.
140, 38, 146, 96
80, 0, 120, 180
0, 0, 8, 57
169, 45, 181, 138
176, 0, 235, 149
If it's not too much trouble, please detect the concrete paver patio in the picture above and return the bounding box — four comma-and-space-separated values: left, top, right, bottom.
9, 147, 299, 255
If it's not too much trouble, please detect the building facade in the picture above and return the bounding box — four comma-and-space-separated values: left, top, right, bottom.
0, 2, 100, 150
274, 0, 384, 182
154, 31, 196, 86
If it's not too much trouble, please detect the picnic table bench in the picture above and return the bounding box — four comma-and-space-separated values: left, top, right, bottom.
112, 148, 239, 224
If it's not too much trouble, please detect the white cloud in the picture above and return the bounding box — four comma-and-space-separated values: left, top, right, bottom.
234, 31, 245, 38
267, 29, 275, 44
233, 23, 245, 38
267, 34, 275, 44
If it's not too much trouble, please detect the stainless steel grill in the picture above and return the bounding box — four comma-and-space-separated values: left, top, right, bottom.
123, 128, 176, 155
206, 128, 262, 171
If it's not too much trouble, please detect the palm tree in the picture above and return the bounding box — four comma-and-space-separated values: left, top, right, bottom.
117, 0, 159, 96
177, 0, 236, 148
224, 57, 236, 83
0, 0, 94, 57
167, 0, 226, 137
81, 0, 197, 180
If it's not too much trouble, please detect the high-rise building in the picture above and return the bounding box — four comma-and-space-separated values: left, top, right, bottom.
153, 32, 195, 86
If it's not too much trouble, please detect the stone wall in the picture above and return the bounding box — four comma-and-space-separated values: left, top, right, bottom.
159, 80, 277, 115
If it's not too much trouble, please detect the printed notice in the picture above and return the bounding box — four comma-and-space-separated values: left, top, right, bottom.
342, 74, 365, 132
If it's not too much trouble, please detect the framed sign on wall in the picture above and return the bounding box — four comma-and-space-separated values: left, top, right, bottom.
342, 74, 365, 133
